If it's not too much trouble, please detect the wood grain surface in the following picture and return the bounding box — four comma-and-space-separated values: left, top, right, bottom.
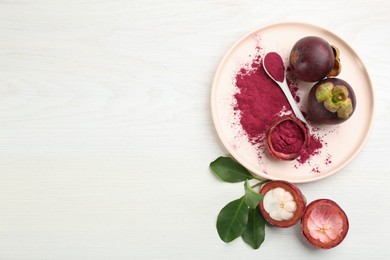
0, 0, 389, 259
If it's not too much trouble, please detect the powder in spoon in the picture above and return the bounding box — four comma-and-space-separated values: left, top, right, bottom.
264, 52, 285, 82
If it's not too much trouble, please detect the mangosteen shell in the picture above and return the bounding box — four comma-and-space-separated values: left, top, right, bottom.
308, 78, 356, 125
258, 180, 306, 228
289, 36, 335, 82
266, 115, 310, 160
301, 199, 349, 249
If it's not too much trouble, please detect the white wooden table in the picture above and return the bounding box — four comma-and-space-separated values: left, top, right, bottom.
0, 1, 389, 259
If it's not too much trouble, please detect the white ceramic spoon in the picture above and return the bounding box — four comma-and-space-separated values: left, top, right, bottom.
263, 52, 308, 125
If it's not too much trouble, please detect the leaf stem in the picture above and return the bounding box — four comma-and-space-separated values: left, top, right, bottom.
251, 180, 270, 189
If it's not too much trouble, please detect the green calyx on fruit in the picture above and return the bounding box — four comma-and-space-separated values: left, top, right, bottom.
315, 82, 353, 119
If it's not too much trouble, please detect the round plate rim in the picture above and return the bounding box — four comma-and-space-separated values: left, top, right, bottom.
210, 21, 375, 183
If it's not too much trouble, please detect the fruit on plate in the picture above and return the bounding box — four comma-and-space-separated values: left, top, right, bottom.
266, 115, 310, 160
301, 199, 349, 249
258, 180, 306, 228
308, 77, 356, 124
289, 36, 339, 82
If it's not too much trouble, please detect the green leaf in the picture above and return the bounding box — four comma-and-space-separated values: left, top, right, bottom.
242, 208, 266, 249
210, 157, 253, 183
217, 196, 249, 242
244, 180, 264, 209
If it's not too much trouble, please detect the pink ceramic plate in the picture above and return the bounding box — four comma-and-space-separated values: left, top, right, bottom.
211, 22, 374, 183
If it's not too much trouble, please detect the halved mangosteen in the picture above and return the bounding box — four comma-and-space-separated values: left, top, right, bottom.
258, 180, 306, 228
265, 115, 310, 161
301, 199, 349, 249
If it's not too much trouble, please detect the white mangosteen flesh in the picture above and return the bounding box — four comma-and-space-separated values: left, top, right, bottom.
259, 180, 306, 228
263, 187, 297, 221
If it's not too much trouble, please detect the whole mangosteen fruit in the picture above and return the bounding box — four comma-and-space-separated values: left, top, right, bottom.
289, 36, 335, 82
308, 77, 356, 125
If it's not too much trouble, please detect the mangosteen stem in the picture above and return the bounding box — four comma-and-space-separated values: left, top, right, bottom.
333, 94, 344, 103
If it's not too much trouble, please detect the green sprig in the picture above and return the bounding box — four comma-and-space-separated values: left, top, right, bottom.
211, 156, 267, 249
